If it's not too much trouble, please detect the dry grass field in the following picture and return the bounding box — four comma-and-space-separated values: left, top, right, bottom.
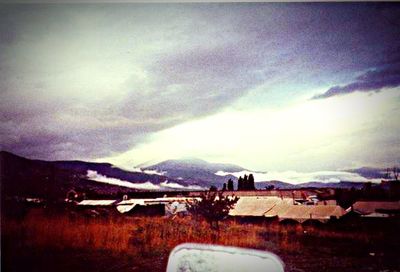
2, 208, 400, 272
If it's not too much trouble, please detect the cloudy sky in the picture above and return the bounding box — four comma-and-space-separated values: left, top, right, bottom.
1, 3, 399, 172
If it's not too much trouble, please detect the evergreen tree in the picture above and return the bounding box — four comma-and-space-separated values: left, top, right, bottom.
238, 176, 243, 191
248, 174, 255, 190
222, 183, 227, 191
227, 178, 234, 191
243, 174, 248, 190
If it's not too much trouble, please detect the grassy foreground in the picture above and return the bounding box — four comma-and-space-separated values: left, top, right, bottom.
2, 208, 400, 272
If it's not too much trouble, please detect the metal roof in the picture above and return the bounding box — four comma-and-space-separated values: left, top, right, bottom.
77, 200, 117, 206
118, 199, 146, 205
272, 205, 346, 223
229, 196, 346, 223
229, 197, 293, 217
265, 204, 346, 223
117, 197, 198, 206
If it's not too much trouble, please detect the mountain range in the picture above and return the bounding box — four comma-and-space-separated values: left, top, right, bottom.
141, 158, 245, 187
0, 151, 386, 201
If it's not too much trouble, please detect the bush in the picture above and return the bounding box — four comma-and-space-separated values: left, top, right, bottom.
186, 190, 239, 231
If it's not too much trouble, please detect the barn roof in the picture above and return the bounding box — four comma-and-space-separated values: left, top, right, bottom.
265, 204, 346, 223
352, 201, 400, 215
229, 196, 346, 222
229, 197, 292, 217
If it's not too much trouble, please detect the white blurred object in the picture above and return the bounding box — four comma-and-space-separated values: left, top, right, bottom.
166, 243, 284, 272
165, 201, 189, 216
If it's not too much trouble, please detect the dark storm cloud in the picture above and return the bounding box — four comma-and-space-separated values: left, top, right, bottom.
312, 62, 400, 99
0, 96, 176, 160
1, 3, 400, 161
118, 43, 269, 120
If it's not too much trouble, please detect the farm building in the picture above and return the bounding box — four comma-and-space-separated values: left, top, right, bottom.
116, 197, 198, 216
229, 197, 292, 217
229, 196, 346, 223
75, 200, 118, 217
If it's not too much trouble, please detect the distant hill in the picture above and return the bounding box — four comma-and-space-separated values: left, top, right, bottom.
1, 151, 383, 202
255, 180, 369, 190
142, 158, 245, 187
0, 151, 180, 200
53, 159, 168, 184
255, 180, 298, 190
297, 181, 366, 189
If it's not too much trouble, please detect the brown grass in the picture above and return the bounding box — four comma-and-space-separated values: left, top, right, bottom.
3, 210, 271, 254
2, 209, 399, 272
2, 209, 384, 254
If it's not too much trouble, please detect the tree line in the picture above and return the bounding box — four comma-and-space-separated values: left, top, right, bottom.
221, 174, 256, 191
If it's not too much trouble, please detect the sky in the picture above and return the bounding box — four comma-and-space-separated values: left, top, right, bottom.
1, 3, 400, 172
